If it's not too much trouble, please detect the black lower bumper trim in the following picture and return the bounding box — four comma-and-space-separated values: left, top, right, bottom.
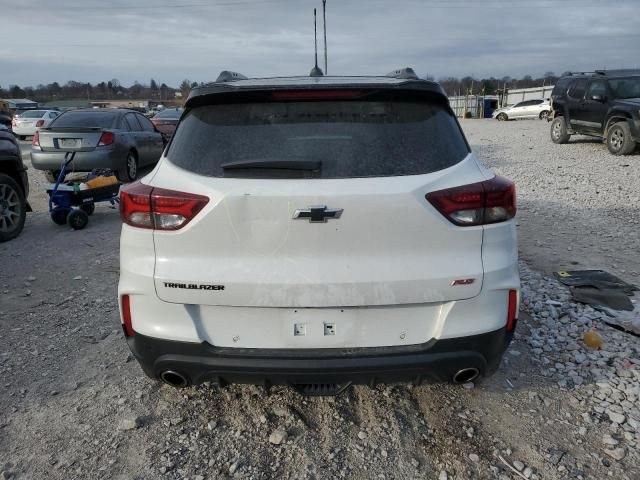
127, 327, 512, 387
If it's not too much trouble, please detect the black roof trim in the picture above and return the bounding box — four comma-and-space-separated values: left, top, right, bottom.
564, 69, 640, 78
186, 77, 446, 107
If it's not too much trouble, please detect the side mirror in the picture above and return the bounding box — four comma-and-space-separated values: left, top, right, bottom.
591, 94, 605, 102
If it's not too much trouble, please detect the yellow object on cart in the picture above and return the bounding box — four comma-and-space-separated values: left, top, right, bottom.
84, 175, 118, 189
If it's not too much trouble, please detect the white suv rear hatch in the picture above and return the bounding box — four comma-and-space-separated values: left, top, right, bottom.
150, 95, 484, 308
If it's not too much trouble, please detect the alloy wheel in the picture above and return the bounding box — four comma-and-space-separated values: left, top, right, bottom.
610, 129, 624, 151
127, 154, 137, 180
0, 183, 21, 233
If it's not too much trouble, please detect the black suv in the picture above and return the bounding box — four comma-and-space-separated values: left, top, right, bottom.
0, 113, 30, 242
550, 69, 640, 155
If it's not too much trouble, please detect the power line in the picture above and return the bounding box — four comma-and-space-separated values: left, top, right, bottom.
10, 0, 637, 10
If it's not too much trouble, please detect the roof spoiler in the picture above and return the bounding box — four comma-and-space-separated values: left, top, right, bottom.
385, 67, 419, 80
215, 71, 248, 83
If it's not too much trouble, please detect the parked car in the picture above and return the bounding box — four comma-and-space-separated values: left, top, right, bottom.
550, 69, 640, 155
12, 109, 61, 139
31, 108, 165, 182
150, 107, 183, 137
492, 99, 550, 121
118, 68, 520, 394
0, 101, 39, 117
0, 127, 30, 242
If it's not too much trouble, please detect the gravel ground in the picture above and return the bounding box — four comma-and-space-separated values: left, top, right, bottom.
1, 121, 639, 480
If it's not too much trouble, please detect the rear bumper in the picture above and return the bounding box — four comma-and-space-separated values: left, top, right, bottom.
126, 327, 512, 387
13, 125, 36, 136
31, 148, 123, 172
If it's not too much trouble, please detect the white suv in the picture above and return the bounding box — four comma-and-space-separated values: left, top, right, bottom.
118, 68, 519, 395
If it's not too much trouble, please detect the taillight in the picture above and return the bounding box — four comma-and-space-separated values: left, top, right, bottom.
35, 119, 45, 127
121, 294, 134, 337
32, 131, 40, 146
506, 289, 518, 332
11, 118, 17, 127
120, 182, 209, 230
426, 176, 516, 226
98, 131, 115, 146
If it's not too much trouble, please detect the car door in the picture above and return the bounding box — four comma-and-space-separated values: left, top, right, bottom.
576, 80, 609, 133
124, 113, 148, 164
527, 99, 544, 117
509, 101, 527, 118
135, 113, 164, 165
564, 79, 588, 131
515, 100, 531, 118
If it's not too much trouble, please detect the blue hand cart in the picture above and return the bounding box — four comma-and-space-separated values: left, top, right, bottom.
47, 151, 121, 230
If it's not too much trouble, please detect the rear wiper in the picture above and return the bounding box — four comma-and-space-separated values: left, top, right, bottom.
221, 158, 321, 171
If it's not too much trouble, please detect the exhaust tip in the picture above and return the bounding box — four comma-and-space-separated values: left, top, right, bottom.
453, 368, 480, 384
160, 370, 189, 388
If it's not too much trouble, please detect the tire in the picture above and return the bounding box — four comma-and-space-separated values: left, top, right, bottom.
50, 207, 70, 225
496, 113, 508, 121
606, 122, 636, 156
539, 110, 550, 120
18, 135, 26, 141
550, 117, 571, 144
0, 173, 27, 242
116, 151, 138, 183
80, 203, 95, 215
67, 209, 89, 230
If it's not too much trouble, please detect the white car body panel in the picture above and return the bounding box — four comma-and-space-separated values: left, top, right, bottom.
150, 155, 488, 309
119, 153, 519, 349
13, 110, 59, 136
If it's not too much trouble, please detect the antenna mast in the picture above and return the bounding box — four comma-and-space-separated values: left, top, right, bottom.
310, 8, 324, 76
314, 8, 319, 69
322, 0, 328, 75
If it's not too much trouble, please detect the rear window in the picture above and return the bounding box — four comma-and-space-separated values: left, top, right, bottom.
552, 77, 573, 97
167, 100, 469, 179
568, 79, 588, 100
19, 110, 46, 118
51, 111, 117, 129
608, 77, 640, 99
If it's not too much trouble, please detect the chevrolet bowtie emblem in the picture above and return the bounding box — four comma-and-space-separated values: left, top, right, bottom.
293, 205, 343, 223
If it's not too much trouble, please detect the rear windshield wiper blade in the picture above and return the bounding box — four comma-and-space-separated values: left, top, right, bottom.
221, 158, 321, 171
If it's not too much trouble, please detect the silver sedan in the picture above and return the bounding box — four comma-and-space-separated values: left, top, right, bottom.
31, 108, 165, 182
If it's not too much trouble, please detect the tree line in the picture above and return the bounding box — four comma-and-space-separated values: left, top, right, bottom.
432, 71, 564, 96
0, 79, 202, 103
1, 72, 566, 102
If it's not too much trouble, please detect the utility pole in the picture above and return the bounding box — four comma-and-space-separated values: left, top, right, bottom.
322, 0, 328, 75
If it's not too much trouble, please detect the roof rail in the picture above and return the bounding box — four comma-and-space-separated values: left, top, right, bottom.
566, 71, 602, 76
215, 71, 248, 83
594, 69, 640, 76
385, 67, 419, 80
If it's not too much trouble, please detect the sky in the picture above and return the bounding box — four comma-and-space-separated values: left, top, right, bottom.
1, 0, 639, 88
